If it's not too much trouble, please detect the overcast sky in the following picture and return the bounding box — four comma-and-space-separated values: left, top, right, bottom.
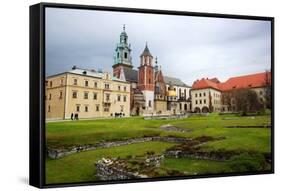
46, 7, 271, 85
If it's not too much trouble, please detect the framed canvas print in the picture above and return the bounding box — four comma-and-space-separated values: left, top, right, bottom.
29, 2, 274, 188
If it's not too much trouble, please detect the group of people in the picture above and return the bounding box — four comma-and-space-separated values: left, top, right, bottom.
70, 112, 125, 120
114, 112, 125, 118
70, 113, 79, 120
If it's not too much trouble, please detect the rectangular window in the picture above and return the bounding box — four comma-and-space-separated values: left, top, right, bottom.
72, 91, 77, 99
48, 105, 51, 112
76, 105, 80, 112
123, 96, 127, 102
93, 93, 97, 100
200, 100, 202, 104
94, 82, 98, 88
148, 100, 151, 107
118, 86, 121, 91
60, 78, 64, 85
104, 107, 109, 112
49, 94, 51, 100
59, 91, 63, 99
96, 104, 99, 111
204, 99, 206, 104
120, 105, 124, 112
117, 95, 121, 102
105, 84, 110, 89
50, 81, 52, 88
199, 93, 202, 97
84, 92, 88, 99
85, 106, 88, 112
203, 92, 206, 96
85, 80, 89, 87
73, 79, 77, 85
124, 52, 128, 59
124, 86, 126, 91
196, 100, 198, 104
106, 93, 110, 102
195, 93, 197, 97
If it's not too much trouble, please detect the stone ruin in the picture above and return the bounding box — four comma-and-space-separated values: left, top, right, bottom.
95, 155, 164, 180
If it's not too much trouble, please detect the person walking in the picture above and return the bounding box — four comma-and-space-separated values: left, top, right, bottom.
71, 113, 74, 120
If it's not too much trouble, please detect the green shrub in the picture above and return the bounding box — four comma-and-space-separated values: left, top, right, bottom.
229, 153, 264, 172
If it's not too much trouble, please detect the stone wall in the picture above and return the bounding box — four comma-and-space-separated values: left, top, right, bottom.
47, 136, 192, 159
164, 150, 236, 161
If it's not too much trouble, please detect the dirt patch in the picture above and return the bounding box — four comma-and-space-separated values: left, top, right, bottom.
160, 124, 192, 133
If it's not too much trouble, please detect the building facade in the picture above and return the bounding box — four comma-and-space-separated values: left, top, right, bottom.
46, 68, 130, 120
191, 72, 271, 113
112, 26, 191, 115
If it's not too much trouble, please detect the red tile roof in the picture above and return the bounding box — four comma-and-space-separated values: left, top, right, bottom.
192, 72, 271, 91
192, 78, 221, 91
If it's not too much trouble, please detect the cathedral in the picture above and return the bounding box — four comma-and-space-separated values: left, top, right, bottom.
112, 26, 191, 115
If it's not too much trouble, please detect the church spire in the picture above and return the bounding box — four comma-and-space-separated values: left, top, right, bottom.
113, 25, 133, 69
141, 42, 153, 57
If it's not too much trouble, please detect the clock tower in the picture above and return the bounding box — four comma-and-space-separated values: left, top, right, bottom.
112, 25, 133, 79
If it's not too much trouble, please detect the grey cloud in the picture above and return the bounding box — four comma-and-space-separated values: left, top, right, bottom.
46, 8, 271, 85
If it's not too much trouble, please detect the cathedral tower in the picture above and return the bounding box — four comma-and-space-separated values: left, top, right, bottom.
112, 25, 133, 79
138, 43, 155, 110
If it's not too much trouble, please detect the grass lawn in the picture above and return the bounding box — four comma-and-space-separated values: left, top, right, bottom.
46, 141, 177, 184
45, 113, 272, 184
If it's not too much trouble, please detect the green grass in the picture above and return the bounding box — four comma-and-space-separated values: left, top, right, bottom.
45, 113, 272, 184
46, 141, 176, 184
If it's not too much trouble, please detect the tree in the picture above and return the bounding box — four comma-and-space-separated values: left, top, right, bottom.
233, 88, 263, 113
264, 70, 271, 109
208, 91, 214, 112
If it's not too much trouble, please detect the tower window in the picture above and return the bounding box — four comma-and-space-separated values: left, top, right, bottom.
117, 52, 119, 58
124, 52, 128, 59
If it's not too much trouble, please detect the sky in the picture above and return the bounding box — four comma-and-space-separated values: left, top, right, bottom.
46, 7, 271, 85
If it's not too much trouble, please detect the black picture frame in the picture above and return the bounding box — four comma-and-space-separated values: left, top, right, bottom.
29, 2, 275, 189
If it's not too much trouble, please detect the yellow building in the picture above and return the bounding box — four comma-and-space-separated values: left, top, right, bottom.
45, 67, 130, 120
